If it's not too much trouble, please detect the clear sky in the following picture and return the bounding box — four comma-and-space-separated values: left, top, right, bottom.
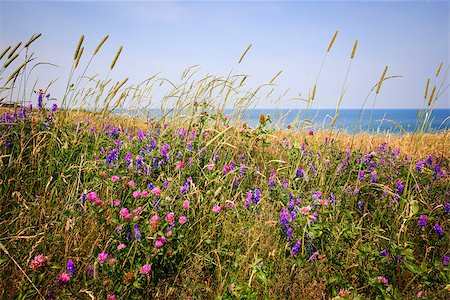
1, 0, 449, 109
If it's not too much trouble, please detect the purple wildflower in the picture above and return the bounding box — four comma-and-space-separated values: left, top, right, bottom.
245, 191, 252, 209
66, 259, 75, 276
396, 180, 404, 195
269, 169, 276, 189
86, 265, 94, 276
106, 149, 119, 165
134, 224, 141, 242
358, 170, 364, 181
296, 166, 304, 178
434, 223, 444, 238
418, 215, 427, 228
308, 252, 318, 261
443, 256, 449, 266
380, 249, 387, 257
292, 239, 302, 256
254, 189, 261, 204
444, 201, 450, 213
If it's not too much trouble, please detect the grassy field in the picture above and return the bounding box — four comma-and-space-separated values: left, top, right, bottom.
0, 35, 449, 299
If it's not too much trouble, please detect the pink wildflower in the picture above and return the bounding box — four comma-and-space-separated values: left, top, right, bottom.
107, 295, 117, 300
377, 276, 389, 285
117, 243, 126, 250
299, 205, 312, 215
141, 190, 149, 197
57, 273, 71, 285
113, 199, 120, 207
155, 236, 166, 248
176, 161, 185, 170
128, 180, 135, 187
167, 230, 173, 237
140, 264, 151, 275
165, 212, 175, 224
151, 187, 161, 196
109, 258, 117, 265
30, 254, 49, 271
183, 200, 190, 209
212, 205, 221, 213
111, 175, 120, 182
179, 216, 187, 224
132, 191, 141, 198
98, 252, 108, 263
86, 192, 98, 202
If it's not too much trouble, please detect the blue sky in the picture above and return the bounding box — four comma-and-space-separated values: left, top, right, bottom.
0, 0, 449, 109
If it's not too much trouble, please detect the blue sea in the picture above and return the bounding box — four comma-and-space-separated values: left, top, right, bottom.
123, 108, 449, 134
225, 108, 449, 134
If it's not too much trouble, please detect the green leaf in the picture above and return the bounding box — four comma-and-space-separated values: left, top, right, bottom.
410, 200, 419, 216
404, 260, 421, 274
0, 257, 8, 265
133, 280, 142, 289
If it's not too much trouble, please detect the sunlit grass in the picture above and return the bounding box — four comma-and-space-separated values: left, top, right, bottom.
0, 34, 448, 299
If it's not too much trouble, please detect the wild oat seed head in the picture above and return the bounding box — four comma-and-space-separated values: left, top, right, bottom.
110, 46, 123, 70
74, 35, 85, 61
327, 30, 339, 52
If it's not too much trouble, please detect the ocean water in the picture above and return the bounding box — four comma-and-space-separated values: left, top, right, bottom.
122, 108, 449, 134
228, 108, 450, 134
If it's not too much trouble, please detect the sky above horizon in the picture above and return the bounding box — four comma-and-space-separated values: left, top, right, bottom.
0, 0, 449, 109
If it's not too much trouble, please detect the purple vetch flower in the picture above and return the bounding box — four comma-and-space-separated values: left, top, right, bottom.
106, 149, 119, 165
444, 201, 450, 213
396, 180, 404, 195
284, 227, 293, 241
296, 166, 304, 178
282, 178, 288, 189
357, 201, 363, 209
51, 103, 58, 112
443, 256, 449, 266
150, 140, 157, 150
434, 223, 444, 238
136, 155, 143, 171
245, 191, 252, 209
308, 252, 319, 261
138, 129, 144, 142
380, 249, 387, 257
279, 208, 291, 231
312, 191, 322, 200
233, 176, 239, 188
358, 170, 364, 181
418, 215, 427, 228
254, 189, 261, 204
86, 265, 94, 276
371, 172, 377, 183
81, 192, 86, 206
37, 89, 44, 108
240, 164, 245, 178
269, 169, 276, 189
330, 192, 335, 205
124, 152, 133, 166
415, 160, 426, 172
66, 259, 75, 276
134, 224, 141, 242
291, 239, 302, 256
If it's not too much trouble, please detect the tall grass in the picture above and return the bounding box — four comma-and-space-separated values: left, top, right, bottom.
0, 34, 449, 300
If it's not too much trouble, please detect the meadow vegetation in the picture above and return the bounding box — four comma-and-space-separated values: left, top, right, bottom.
0, 33, 449, 299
